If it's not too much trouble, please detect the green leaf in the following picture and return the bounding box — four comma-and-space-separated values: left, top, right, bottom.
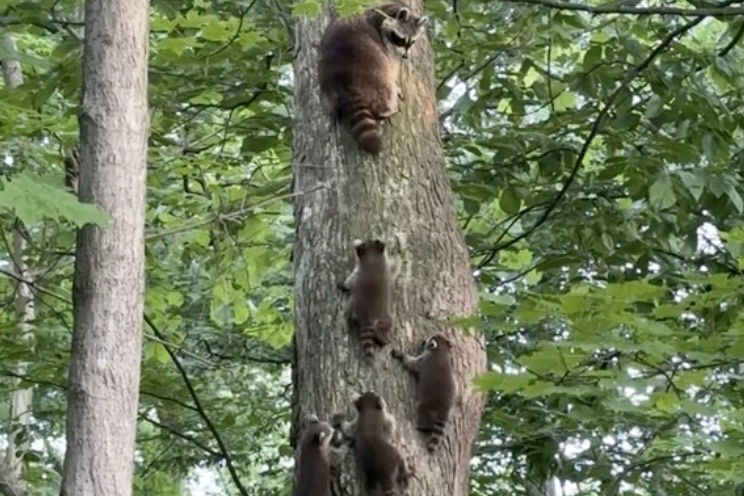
653, 391, 679, 413
649, 175, 675, 210
474, 371, 532, 393
499, 186, 521, 215
0, 172, 108, 227
291, 0, 322, 17
677, 171, 705, 201
201, 22, 232, 43
144, 342, 170, 365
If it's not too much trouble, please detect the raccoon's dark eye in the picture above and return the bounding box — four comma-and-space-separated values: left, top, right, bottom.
389, 32, 407, 47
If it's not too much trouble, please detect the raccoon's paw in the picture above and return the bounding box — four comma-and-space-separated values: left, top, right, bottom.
390, 349, 404, 360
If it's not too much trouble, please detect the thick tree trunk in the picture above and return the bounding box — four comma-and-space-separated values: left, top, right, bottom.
60, 1, 149, 495
291, 3, 486, 495
2, 31, 34, 496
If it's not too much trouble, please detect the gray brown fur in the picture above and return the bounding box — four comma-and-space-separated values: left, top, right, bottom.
339, 392, 409, 495
340, 239, 392, 358
293, 414, 337, 496
318, 2, 428, 154
392, 334, 455, 452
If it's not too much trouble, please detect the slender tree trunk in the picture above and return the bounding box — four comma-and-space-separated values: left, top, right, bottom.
1, 31, 34, 496
60, 1, 149, 495
290, 3, 486, 495
527, 478, 559, 496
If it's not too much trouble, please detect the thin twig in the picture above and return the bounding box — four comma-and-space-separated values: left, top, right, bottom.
487, 16, 706, 256
143, 314, 250, 496
206, 1, 257, 58
719, 19, 744, 56
140, 415, 221, 458
501, 0, 744, 17
146, 183, 329, 240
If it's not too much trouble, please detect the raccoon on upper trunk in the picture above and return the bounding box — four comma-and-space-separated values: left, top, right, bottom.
318, 1, 428, 155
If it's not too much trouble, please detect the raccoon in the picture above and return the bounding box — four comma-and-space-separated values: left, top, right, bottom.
293, 414, 338, 496
318, 2, 428, 154
337, 392, 409, 495
339, 239, 392, 358
392, 334, 455, 452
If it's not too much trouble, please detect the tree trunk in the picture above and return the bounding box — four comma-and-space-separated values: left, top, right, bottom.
527, 478, 559, 496
290, 3, 486, 495
2, 31, 34, 496
60, 1, 149, 495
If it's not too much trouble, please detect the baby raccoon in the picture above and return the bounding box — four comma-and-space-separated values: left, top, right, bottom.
339, 239, 393, 358
293, 414, 338, 496
318, 2, 428, 154
392, 334, 455, 452
337, 392, 409, 495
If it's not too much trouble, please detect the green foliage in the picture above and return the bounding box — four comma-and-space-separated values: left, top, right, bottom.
0, 172, 107, 227
2, 0, 744, 495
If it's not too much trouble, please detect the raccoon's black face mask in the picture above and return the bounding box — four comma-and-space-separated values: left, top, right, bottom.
381, 7, 428, 58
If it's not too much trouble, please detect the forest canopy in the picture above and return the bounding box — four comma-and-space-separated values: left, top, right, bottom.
1, 0, 744, 494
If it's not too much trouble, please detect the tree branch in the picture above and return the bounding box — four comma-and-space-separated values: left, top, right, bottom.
140, 415, 221, 459
143, 314, 250, 496
719, 19, 744, 56
146, 183, 329, 240
501, 0, 744, 17
0, 370, 201, 415
488, 16, 705, 255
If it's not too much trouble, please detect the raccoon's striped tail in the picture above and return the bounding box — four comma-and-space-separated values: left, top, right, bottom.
419, 419, 447, 452
342, 94, 382, 155
359, 324, 379, 358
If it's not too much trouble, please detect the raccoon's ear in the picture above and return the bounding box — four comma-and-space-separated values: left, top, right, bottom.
375, 395, 384, 410
316, 430, 329, 444
354, 396, 363, 410
395, 7, 410, 21
372, 239, 385, 253
355, 243, 367, 258
416, 16, 428, 27
426, 337, 438, 350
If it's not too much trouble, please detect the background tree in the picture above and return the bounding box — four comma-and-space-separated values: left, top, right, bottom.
1, 31, 34, 496
290, 1, 487, 494
59, 0, 149, 494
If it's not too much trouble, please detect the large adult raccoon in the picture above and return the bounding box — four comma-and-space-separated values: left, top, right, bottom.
318, 2, 428, 155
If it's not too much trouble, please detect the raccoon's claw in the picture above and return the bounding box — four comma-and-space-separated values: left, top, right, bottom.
390, 349, 404, 360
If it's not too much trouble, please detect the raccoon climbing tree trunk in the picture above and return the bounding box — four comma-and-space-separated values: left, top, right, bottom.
60, 0, 149, 495
291, 3, 486, 495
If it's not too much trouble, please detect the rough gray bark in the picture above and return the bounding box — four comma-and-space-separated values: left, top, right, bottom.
2, 31, 33, 496
291, 3, 486, 495
60, 1, 149, 495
